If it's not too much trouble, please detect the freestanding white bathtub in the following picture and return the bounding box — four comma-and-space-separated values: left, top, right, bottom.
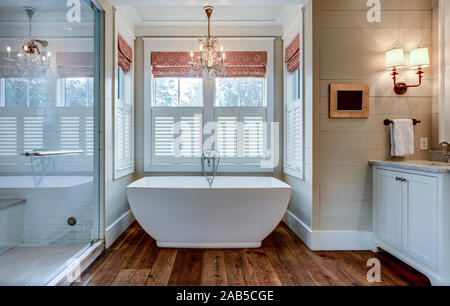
126, 176, 292, 249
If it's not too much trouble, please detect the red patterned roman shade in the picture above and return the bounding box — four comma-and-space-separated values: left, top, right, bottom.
118, 35, 133, 73
151, 51, 267, 78
285, 34, 300, 73
57, 52, 94, 78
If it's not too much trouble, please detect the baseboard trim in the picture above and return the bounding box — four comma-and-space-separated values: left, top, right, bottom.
283, 211, 372, 251
283, 210, 312, 249
105, 210, 135, 249
311, 230, 373, 251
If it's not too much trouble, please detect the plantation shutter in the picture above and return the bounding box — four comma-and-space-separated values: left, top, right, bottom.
286, 100, 303, 170
0, 116, 17, 156
217, 116, 238, 158
152, 113, 202, 161
60, 116, 80, 151
24, 117, 44, 152
153, 116, 175, 157
124, 107, 132, 163
116, 104, 125, 161
244, 115, 264, 158
180, 115, 202, 158
116, 99, 133, 168
85, 117, 94, 156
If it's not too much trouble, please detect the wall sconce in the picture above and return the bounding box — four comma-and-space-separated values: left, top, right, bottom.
385, 47, 430, 95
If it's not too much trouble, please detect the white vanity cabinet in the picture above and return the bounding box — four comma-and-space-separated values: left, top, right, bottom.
371, 161, 450, 286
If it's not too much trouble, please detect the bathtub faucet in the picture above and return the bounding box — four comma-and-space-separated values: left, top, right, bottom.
201, 150, 220, 187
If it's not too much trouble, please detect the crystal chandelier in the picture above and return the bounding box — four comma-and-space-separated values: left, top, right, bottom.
3, 7, 51, 79
190, 6, 226, 79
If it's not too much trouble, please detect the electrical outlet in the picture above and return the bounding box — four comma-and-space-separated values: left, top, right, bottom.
420, 137, 429, 150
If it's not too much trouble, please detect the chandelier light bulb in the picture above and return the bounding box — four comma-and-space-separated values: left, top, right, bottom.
190, 6, 226, 79
5, 7, 51, 78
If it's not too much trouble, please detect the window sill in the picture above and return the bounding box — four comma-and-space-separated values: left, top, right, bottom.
144, 163, 274, 173
114, 164, 135, 180
283, 164, 303, 180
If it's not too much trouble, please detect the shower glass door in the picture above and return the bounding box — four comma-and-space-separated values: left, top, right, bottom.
0, 0, 102, 285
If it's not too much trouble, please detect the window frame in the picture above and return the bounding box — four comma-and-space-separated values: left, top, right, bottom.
153, 77, 204, 107
57, 77, 94, 108
114, 67, 134, 177
114, 32, 135, 180
214, 77, 266, 108
283, 14, 305, 180
0, 78, 47, 108
143, 38, 275, 173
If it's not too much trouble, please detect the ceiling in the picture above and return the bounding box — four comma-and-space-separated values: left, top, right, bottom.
110, 0, 307, 26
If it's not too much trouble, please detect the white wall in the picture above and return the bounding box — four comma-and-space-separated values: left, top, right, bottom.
282, 4, 314, 241
439, 0, 450, 142
432, 0, 440, 149
99, 0, 136, 248
315, 0, 433, 238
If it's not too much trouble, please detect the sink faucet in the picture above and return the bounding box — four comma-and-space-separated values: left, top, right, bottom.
444, 152, 450, 164
201, 150, 220, 187
439, 142, 450, 152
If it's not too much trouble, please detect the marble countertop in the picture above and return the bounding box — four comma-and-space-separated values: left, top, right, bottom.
369, 160, 450, 173
0, 199, 26, 210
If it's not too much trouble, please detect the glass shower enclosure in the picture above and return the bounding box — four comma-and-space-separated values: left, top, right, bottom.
0, 0, 102, 285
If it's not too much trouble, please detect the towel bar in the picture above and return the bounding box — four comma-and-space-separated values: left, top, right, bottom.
24, 150, 84, 157
384, 119, 421, 126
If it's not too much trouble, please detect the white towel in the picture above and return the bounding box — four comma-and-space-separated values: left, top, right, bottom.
390, 119, 415, 157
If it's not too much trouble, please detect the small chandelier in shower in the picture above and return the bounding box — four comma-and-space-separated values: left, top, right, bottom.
189, 6, 226, 79
3, 7, 51, 78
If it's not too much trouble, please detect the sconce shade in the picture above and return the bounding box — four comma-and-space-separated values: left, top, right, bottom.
409, 47, 430, 69
385, 48, 405, 70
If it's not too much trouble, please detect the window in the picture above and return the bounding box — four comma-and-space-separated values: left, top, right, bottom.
150, 76, 267, 165
154, 78, 203, 107
0, 79, 46, 157
284, 63, 303, 178
215, 78, 264, 107
152, 78, 203, 163
59, 78, 94, 107
145, 44, 273, 172
214, 78, 267, 161
0, 78, 46, 107
114, 67, 134, 178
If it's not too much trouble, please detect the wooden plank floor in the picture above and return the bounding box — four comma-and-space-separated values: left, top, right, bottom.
74, 222, 430, 286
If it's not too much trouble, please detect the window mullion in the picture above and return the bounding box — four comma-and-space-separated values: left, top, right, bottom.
203, 77, 214, 152
237, 79, 241, 107
27, 80, 30, 107
0, 79, 5, 107
86, 80, 89, 107
177, 78, 181, 106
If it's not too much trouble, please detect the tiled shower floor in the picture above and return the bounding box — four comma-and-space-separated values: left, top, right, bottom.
0, 244, 86, 286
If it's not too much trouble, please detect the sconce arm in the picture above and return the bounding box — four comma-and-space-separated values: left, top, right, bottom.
391, 68, 424, 95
